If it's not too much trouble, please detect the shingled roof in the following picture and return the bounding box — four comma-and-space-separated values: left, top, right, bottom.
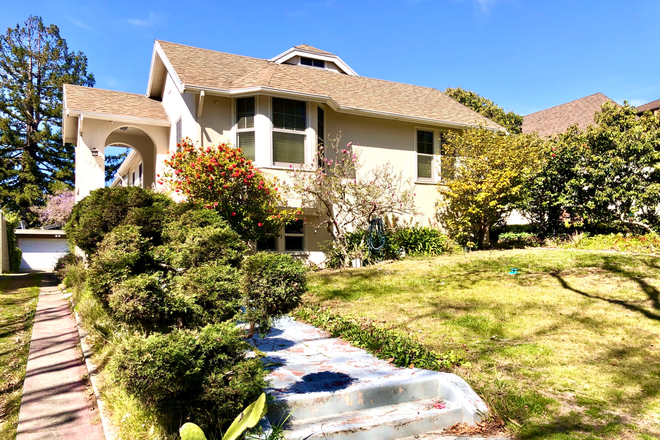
155, 41, 502, 130
294, 44, 335, 55
64, 84, 168, 122
522, 93, 613, 137
637, 99, 660, 115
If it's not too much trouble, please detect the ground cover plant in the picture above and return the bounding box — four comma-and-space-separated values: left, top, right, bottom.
0, 273, 41, 440
305, 249, 660, 440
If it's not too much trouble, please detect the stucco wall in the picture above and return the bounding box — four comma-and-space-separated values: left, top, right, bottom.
74, 118, 169, 200
162, 73, 196, 151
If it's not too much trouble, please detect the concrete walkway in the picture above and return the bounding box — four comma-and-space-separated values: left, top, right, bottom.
15, 274, 104, 440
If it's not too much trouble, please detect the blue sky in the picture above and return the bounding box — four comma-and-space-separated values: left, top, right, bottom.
2, 0, 659, 116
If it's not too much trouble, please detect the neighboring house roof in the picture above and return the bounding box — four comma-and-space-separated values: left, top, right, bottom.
637, 99, 660, 115
152, 41, 503, 130
64, 84, 169, 122
294, 44, 334, 55
522, 93, 614, 137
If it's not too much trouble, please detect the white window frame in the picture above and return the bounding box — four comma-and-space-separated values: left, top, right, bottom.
414, 127, 449, 183
283, 219, 305, 252
234, 97, 256, 161
270, 97, 309, 167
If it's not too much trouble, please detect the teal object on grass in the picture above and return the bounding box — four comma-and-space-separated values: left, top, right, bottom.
509, 268, 519, 275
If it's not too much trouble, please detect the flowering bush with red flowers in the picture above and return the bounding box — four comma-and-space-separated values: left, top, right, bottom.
160, 139, 297, 242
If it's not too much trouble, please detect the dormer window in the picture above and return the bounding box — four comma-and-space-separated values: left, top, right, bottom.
300, 57, 325, 69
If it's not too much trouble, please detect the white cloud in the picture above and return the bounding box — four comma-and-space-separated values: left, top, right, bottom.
127, 12, 159, 27
66, 16, 92, 31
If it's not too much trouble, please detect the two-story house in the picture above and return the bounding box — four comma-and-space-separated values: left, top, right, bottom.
63, 41, 501, 264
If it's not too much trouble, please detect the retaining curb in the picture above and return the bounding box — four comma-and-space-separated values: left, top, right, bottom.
63, 286, 116, 440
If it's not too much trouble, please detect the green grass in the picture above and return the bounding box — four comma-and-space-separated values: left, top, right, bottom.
0, 273, 41, 440
305, 249, 660, 440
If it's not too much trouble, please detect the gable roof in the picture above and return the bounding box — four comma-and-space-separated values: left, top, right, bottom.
522, 93, 613, 137
294, 44, 334, 56
637, 99, 660, 115
151, 41, 502, 130
64, 84, 168, 122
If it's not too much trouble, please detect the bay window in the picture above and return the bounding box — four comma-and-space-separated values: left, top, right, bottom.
236, 97, 256, 161
272, 97, 306, 166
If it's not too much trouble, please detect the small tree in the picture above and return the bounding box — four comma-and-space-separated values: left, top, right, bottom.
160, 139, 296, 242
444, 87, 523, 134
519, 102, 660, 234
31, 189, 74, 227
436, 127, 542, 248
289, 136, 416, 266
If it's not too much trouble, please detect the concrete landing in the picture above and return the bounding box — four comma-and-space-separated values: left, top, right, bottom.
253, 317, 488, 440
16, 275, 104, 440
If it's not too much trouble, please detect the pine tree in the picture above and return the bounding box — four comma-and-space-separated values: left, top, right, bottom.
0, 16, 94, 224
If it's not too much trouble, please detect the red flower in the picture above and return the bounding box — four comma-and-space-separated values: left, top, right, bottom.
232, 212, 236, 216
258, 222, 262, 227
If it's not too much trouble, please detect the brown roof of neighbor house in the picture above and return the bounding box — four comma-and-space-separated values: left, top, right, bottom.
637, 99, 660, 115
522, 93, 614, 137
294, 44, 335, 55
64, 84, 169, 121
156, 41, 502, 130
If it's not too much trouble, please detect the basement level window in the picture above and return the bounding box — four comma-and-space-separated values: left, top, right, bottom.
300, 57, 325, 68
284, 220, 304, 251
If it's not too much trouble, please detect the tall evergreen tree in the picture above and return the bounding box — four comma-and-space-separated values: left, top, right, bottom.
0, 16, 94, 223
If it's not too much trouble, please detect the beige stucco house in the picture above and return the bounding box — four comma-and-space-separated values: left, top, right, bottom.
62, 41, 500, 264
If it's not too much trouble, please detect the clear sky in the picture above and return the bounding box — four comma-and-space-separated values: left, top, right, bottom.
2, 0, 659, 116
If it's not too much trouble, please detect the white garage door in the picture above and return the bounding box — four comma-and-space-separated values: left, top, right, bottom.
18, 238, 69, 270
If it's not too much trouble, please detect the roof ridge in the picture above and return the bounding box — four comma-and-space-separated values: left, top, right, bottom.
64, 83, 152, 99
156, 39, 267, 62
524, 92, 612, 117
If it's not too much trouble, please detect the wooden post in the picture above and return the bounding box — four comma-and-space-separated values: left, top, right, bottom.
0, 213, 9, 273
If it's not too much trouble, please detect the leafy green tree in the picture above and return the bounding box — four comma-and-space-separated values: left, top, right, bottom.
444, 87, 523, 134
0, 16, 94, 223
436, 127, 542, 248
520, 102, 660, 233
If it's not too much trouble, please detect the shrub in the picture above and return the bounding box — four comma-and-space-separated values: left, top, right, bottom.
241, 253, 307, 336
156, 209, 245, 269
395, 227, 452, 256
54, 252, 81, 281
86, 225, 153, 302
2, 210, 22, 272
108, 272, 169, 329
496, 231, 540, 248
111, 323, 266, 434
169, 263, 241, 327
66, 187, 173, 257
160, 139, 294, 242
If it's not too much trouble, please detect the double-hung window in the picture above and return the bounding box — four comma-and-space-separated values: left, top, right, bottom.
236, 97, 256, 161
272, 97, 306, 166
416, 130, 434, 181
284, 219, 305, 251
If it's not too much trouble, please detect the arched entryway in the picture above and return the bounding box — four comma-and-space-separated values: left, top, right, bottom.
104, 126, 158, 189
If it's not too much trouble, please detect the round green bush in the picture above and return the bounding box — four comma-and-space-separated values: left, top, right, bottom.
241, 252, 307, 336
111, 323, 265, 434
155, 209, 245, 269
169, 263, 241, 327
66, 187, 173, 257
108, 272, 169, 328
86, 225, 153, 302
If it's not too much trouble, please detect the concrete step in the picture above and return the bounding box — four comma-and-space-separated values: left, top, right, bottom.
268, 367, 443, 421
284, 398, 464, 440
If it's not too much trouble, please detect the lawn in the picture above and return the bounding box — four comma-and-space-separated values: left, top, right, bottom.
305, 249, 660, 440
0, 273, 41, 440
